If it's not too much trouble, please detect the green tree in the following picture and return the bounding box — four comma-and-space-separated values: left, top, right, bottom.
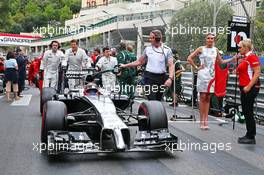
0, 0, 81, 33
22, 14, 48, 33
59, 5, 72, 23
253, 0, 264, 53
44, 4, 59, 21
11, 12, 25, 24
169, 0, 233, 58
0, 0, 11, 32
9, 23, 23, 34
25, 1, 41, 16
70, 3, 82, 14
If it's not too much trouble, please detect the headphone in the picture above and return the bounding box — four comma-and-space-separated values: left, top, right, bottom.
151, 30, 162, 43
49, 40, 61, 49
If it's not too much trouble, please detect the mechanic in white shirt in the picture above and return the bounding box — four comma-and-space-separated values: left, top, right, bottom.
120, 30, 174, 100
96, 47, 118, 91
65, 39, 93, 89
40, 41, 66, 89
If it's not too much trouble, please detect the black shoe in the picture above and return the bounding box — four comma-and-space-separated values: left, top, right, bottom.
238, 135, 248, 141
238, 137, 256, 144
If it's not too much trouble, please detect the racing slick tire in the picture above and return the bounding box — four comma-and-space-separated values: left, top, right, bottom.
40, 87, 56, 114
138, 101, 168, 130
41, 101, 67, 144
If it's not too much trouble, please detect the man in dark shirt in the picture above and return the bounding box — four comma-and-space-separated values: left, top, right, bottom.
169, 50, 185, 107
16, 48, 27, 97
117, 42, 137, 97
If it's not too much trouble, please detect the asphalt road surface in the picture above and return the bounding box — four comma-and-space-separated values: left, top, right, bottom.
0, 87, 264, 175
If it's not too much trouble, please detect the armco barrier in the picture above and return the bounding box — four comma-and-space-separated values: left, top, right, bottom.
225, 74, 264, 124
181, 72, 195, 102
181, 72, 264, 124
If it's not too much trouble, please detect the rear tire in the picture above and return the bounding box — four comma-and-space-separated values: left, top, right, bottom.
138, 101, 168, 130
41, 101, 67, 144
40, 87, 56, 114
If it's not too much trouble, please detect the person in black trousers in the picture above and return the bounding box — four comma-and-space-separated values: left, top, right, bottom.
120, 30, 174, 101
219, 39, 260, 144
16, 48, 27, 97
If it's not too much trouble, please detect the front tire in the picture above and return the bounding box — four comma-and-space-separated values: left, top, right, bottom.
40, 87, 56, 114
138, 101, 168, 130
41, 101, 67, 144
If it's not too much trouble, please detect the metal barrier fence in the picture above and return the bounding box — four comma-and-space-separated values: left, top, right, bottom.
225, 74, 264, 124
181, 71, 195, 102
181, 72, 264, 124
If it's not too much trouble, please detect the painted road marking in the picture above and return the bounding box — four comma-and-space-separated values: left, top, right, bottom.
168, 120, 229, 124
11, 95, 32, 106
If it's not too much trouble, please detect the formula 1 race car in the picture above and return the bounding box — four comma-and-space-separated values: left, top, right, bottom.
40, 67, 178, 155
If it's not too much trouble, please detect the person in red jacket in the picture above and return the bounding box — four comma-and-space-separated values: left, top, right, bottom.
0, 56, 5, 73
91, 48, 101, 67
219, 39, 260, 144
36, 55, 43, 90
28, 57, 41, 87
28, 60, 34, 86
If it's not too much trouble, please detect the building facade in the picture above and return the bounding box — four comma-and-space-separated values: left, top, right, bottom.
29, 0, 260, 57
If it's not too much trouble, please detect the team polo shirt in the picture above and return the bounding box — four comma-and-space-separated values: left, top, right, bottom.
66, 48, 92, 70
237, 51, 260, 86
143, 44, 173, 74
40, 50, 65, 73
